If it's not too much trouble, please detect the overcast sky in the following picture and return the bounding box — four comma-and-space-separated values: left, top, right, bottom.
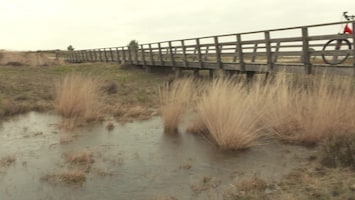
1, 0, 355, 50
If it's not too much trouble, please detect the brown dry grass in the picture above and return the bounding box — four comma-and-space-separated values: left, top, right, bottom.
55, 73, 106, 129
192, 78, 268, 150
0, 155, 16, 167
41, 169, 86, 185
159, 78, 195, 133
268, 73, 355, 144
63, 149, 94, 172
179, 73, 355, 149
0, 50, 63, 66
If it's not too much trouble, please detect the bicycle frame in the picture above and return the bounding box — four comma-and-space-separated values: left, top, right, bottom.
343, 24, 352, 34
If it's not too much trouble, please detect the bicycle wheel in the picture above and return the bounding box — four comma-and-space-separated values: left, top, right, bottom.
322, 39, 351, 65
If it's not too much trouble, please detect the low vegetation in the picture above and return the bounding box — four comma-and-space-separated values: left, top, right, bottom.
160, 73, 355, 150
55, 73, 106, 129
158, 78, 194, 133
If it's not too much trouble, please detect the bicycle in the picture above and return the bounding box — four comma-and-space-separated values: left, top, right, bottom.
321, 12, 355, 65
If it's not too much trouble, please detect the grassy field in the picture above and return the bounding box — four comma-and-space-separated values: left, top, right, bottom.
0, 63, 172, 123
0, 61, 355, 199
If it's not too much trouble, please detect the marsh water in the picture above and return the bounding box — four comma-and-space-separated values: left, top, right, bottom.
0, 112, 313, 200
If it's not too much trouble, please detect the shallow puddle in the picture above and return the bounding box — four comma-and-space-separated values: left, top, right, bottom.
0, 112, 313, 200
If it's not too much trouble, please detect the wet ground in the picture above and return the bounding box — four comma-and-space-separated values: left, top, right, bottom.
0, 112, 313, 200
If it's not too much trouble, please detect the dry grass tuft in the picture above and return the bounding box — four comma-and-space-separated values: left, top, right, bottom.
41, 169, 86, 185
55, 73, 106, 129
0, 155, 16, 167
63, 149, 94, 165
194, 78, 267, 150
159, 78, 195, 133
159, 72, 355, 149
268, 73, 355, 144
191, 176, 221, 193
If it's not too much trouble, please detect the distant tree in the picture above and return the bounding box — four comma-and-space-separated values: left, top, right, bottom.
127, 40, 139, 51
67, 45, 74, 51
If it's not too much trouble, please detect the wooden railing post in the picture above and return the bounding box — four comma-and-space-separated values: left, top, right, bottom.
127, 47, 132, 64
80, 51, 84, 62
141, 45, 146, 66
116, 48, 121, 64
301, 27, 312, 74
134, 48, 139, 65
168, 41, 175, 66
104, 49, 109, 62
214, 36, 222, 69
93, 49, 97, 61
196, 38, 203, 68
97, 49, 102, 62
121, 47, 126, 63
89, 50, 94, 62
251, 44, 258, 62
158, 43, 164, 65
204, 46, 210, 61
86, 50, 90, 62
148, 44, 154, 65
109, 48, 114, 61
264, 31, 273, 71
236, 34, 245, 71
83, 51, 86, 62
181, 40, 188, 67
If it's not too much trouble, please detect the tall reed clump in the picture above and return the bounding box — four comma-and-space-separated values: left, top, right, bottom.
55, 73, 105, 129
268, 73, 355, 144
192, 78, 269, 150
158, 78, 195, 133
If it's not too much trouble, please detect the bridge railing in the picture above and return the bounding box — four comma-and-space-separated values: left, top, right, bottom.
60, 20, 355, 75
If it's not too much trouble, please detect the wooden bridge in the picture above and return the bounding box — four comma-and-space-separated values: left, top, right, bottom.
61, 20, 355, 77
